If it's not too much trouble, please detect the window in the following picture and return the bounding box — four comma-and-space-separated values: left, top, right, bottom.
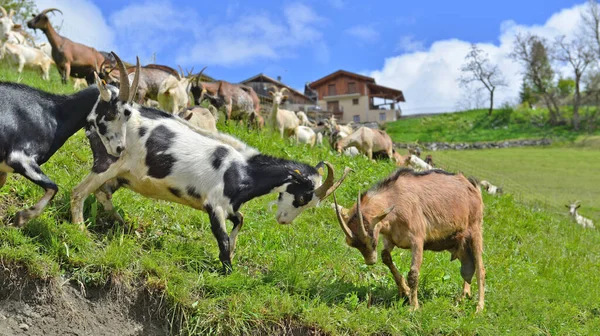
353, 115, 360, 123
379, 112, 386, 121
348, 82, 357, 94
352, 98, 359, 105
328, 84, 336, 96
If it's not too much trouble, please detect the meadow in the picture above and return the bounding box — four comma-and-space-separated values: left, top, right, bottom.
1, 64, 600, 335
386, 108, 600, 144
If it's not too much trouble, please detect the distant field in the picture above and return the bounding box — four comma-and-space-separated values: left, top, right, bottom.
387, 109, 599, 143
428, 147, 600, 222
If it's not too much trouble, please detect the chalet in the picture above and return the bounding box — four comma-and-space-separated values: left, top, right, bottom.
307, 70, 405, 124
240, 73, 316, 112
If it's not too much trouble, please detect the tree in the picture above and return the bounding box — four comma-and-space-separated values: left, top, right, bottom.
557, 77, 575, 98
458, 44, 507, 115
510, 33, 562, 125
581, 0, 600, 58
555, 36, 596, 130
519, 79, 539, 107
0, 0, 37, 25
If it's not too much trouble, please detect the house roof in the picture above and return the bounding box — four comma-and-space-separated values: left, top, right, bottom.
367, 83, 406, 102
240, 73, 312, 100
308, 70, 376, 89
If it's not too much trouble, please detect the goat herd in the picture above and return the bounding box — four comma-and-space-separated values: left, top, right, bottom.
0, 7, 594, 315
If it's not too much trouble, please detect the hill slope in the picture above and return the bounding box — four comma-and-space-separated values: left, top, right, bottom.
387, 108, 600, 143
1, 64, 599, 335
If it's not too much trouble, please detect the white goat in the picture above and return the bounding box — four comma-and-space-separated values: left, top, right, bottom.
316, 132, 323, 146
407, 154, 433, 171
296, 111, 313, 126
269, 87, 300, 138
73, 78, 88, 90
294, 126, 316, 147
37, 42, 52, 58
156, 74, 193, 113
0, 7, 28, 45
343, 146, 360, 156
479, 180, 502, 195
566, 201, 595, 229
0, 42, 53, 80
178, 105, 219, 134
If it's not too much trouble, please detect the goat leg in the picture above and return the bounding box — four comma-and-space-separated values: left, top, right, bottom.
381, 247, 410, 298
228, 212, 244, 260
407, 240, 424, 310
71, 168, 120, 230
206, 204, 233, 274
7, 158, 57, 227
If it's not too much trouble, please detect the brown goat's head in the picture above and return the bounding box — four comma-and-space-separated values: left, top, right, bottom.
190, 66, 208, 105
333, 192, 394, 265
27, 8, 62, 31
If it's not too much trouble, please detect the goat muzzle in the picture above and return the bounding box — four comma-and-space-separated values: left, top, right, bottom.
313, 161, 351, 200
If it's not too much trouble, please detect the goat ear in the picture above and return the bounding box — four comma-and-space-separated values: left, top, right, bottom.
576, 204, 581, 209
372, 206, 395, 226
94, 72, 111, 102
565, 205, 570, 208
268, 91, 274, 96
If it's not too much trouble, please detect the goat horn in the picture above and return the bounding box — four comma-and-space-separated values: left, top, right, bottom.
9, 9, 14, 18
195, 66, 207, 86
333, 192, 353, 240
111, 51, 130, 102
356, 191, 368, 239
178, 65, 184, 79
314, 162, 352, 200
280, 87, 289, 94
128, 56, 141, 104
0, 7, 7, 17
40, 8, 63, 16
188, 66, 195, 77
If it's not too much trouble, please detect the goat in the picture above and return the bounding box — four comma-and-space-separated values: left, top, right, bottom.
27, 8, 106, 84
343, 147, 360, 156
268, 87, 300, 138
73, 78, 88, 90
108, 63, 179, 104
424, 154, 434, 167
296, 111, 313, 127
407, 154, 433, 171
566, 201, 595, 229
70, 53, 351, 274
316, 132, 323, 146
157, 74, 191, 113
333, 168, 485, 312
178, 105, 219, 133
190, 76, 261, 126
335, 127, 394, 161
0, 42, 53, 80
479, 180, 503, 195
0, 7, 29, 45
0, 79, 122, 226
294, 126, 316, 147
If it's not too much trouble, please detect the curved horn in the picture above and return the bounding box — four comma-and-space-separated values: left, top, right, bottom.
280, 87, 289, 94
355, 191, 368, 239
128, 56, 141, 103
314, 162, 352, 200
177, 65, 184, 79
41, 8, 63, 16
195, 66, 207, 86
9, 9, 15, 19
187, 66, 195, 77
333, 193, 353, 240
111, 51, 130, 102
0, 7, 7, 17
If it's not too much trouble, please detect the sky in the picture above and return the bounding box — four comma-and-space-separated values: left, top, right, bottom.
30, 0, 587, 114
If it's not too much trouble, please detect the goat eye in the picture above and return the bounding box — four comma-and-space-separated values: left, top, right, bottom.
299, 196, 304, 203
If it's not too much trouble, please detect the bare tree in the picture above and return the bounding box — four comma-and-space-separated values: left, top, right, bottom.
458, 44, 507, 115
555, 36, 596, 130
581, 0, 600, 58
510, 33, 562, 125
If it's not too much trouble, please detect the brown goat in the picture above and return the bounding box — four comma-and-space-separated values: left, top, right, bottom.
191, 77, 262, 127
27, 8, 105, 84
333, 168, 485, 312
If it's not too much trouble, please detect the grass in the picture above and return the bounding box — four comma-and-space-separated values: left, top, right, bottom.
387, 108, 600, 144
427, 147, 600, 223
2, 63, 600, 335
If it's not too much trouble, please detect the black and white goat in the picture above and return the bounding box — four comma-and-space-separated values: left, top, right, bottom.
0, 79, 117, 225
70, 53, 351, 273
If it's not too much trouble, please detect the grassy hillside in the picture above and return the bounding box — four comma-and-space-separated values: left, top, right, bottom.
387, 108, 600, 143
428, 147, 600, 223
2, 64, 600, 335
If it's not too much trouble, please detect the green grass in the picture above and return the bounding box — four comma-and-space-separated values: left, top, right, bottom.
388, 108, 600, 143
428, 147, 600, 223
2, 64, 600, 335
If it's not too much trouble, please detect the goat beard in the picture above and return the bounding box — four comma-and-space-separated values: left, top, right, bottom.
267, 200, 277, 212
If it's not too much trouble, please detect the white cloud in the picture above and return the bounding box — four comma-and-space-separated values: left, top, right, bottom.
32, 0, 115, 51
175, 2, 328, 67
396, 35, 425, 52
345, 25, 379, 42
369, 2, 589, 115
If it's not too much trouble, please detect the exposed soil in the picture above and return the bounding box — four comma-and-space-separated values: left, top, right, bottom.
0, 268, 168, 336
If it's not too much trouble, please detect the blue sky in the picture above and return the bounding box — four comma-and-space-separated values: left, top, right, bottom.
33, 0, 587, 113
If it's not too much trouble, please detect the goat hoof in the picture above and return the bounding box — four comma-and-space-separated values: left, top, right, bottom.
220, 263, 233, 275
12, 211, 27, 227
